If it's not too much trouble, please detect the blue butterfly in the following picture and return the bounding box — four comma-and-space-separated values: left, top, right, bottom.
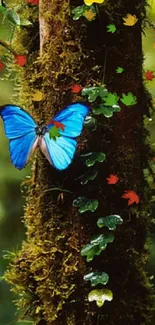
0, 103, 89, 170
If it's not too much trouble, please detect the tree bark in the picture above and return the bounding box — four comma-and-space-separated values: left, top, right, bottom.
4, 0, 154, 324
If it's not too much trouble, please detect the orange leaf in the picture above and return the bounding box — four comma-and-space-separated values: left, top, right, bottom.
145, 70, 155, 81
123, 14, 138, 26
71, 84, 82, 93
15, 55, 27, 67
122, 190, 139, 206
0, 62, 4, 71
48, 119, 65, 131
27, 0, 39, 4
107, 174, 119, 184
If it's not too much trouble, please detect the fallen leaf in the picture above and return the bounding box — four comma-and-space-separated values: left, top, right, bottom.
116, 66, 124, 73
84, 9, 96, 21
71, 84, 82, 93
49, 119, 65, 131
145, 70, 155, 81
122, 190, 139, 206
32, 90, 44, 101
0, 62, 4, 71
27, 0, 39, 4
123, 14, 138, 26
106, 24, 116, 33
15, 55, 26, 66
120, 92, 137, 106
84, 0, 105, 5
107, 174, 119, 184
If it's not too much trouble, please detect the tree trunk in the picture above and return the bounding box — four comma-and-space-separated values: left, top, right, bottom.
4, 0, 154, 324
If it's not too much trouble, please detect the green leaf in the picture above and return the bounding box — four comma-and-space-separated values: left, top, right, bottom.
20, 19, 32, 26
116, 66, 124, 73
73, 196, 98, 214
84, 272, 109, 286
88, 289, 113, 307
80, 152, 106, 167
81, 243, 103, 262
6, 9, 20, 25
81, 85, 108, 102
93, 103, 121, 118
77, 170, 98, 185
97, 215, 123, 230
103, 92, 119, 106
120, 92, 137, 106
90, 233, 115, 247
81, 233, 114, 261
49, 126, 61, 141
72, 5, 86, 20
0, 5, 6, 13
106, 24, 116, 33
84, 115, 97, 131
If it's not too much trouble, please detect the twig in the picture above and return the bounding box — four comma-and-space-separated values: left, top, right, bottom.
0, 39, 18, 56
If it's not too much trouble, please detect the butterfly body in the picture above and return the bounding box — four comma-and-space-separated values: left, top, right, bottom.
0, 103, 89, 170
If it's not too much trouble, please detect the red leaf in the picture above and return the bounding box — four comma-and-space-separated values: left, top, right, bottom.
27, 0, 39, 4
107, 174, 119, 184
122, 190, 139, 206
145, 70, 155, 81
15, 55, 27, 67
48, 119, 65, 131
71, 84, 82, 93
152, 157, 155, 161
0, 62, 4, 71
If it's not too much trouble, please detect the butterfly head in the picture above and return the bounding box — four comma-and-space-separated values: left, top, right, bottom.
35, 123, 48, 136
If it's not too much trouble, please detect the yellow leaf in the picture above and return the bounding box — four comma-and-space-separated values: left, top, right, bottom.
123, 14, 138, 26
152, 43, 155, 48
84, 0, 105, 6
32, 90, 44, 101
84, 10, 96, 21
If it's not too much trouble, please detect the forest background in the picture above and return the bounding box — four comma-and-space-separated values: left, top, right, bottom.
0, 0, 155, 324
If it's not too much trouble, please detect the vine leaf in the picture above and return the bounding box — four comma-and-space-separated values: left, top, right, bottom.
93, 104, 120, 117
77, 170, 98, 185
81, 233, 115, 261
80, 152, 106, 167
84, 272, 109, 286
106, 24, 116, 33
120, 92, 137, 106
84, 115, 97, 131
97, 215, 123, 230
72, 5, 86, 20
81, 85, 108, 102
73, 196, 98, 214
88, 289, 113, 307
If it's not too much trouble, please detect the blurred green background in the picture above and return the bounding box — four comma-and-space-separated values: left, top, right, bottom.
0, 1, 155, 324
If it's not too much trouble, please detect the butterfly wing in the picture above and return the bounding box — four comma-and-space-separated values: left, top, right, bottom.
48, 103, 89, 137
40, 103, 89, 170
39, 135, 76, 170
0, 105, 38, 169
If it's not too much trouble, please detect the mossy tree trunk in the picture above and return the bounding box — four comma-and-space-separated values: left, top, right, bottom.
4, 0, 154, 324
